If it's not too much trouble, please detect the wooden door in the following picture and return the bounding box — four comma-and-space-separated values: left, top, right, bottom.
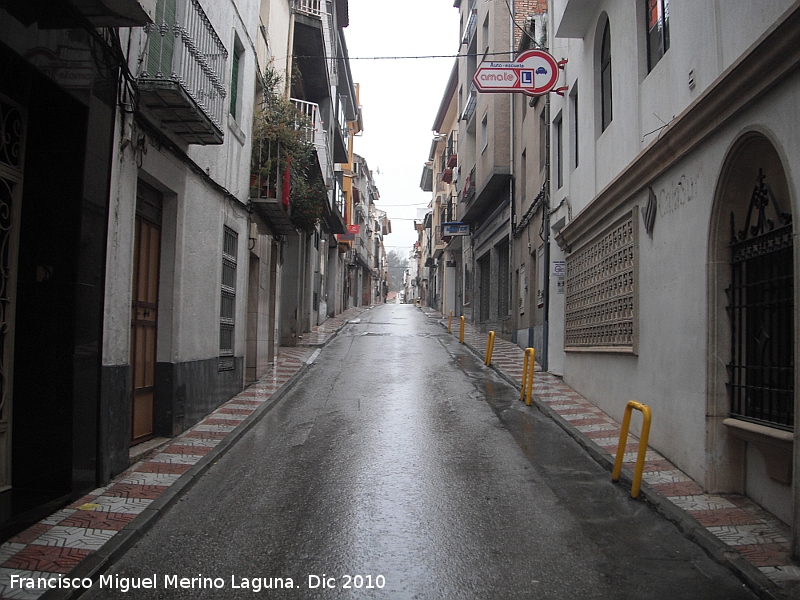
131, 182, 161, 444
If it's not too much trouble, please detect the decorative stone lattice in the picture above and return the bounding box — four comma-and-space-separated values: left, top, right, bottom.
565, 208, 638, 352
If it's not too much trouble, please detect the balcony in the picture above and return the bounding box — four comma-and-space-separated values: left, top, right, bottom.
462, 165, 476, 204
447, 130, 458, 168
461, 83, 477, 130
291, 98, 334, 188
138, 0, 227, 145
292, 0, 324, 17
461, 0, 477, 46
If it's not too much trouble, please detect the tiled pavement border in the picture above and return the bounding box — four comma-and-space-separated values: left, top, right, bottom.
0, 307, 368, 600
420, 306, 800, 600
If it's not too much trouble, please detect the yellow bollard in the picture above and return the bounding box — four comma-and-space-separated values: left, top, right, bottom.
414, 297, 417, 307
520, 348, 535, 405
612, 401, 652, 499
448, 310, 453, 333
484, 331, 496, 366
525, 348, 535, 405
459, 316, 465, 344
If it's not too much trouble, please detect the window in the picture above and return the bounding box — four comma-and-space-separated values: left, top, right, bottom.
645, 0, 670, 72
555, 113, 563, 189
219, 227, 238, 371
539, 110, 547, 171
600, 21, 612, 132
229, 51, 239, 118
482, 14, 489, 58
481, 112, 488, 152
570, 86, 579, 169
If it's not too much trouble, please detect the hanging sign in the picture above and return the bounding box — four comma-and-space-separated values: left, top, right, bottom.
442, 222, 469, 236
348, 224, 360, 234
473, 49, 562, 97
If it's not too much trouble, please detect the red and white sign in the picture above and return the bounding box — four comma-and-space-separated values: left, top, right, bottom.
348, 224, 360, 234
473, 49, 561, 97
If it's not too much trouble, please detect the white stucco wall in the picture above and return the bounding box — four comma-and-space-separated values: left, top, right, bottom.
545, 0, 800, 487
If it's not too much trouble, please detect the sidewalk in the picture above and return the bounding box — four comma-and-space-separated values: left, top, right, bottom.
420, 305, 800, 599
0, 306, 369, 600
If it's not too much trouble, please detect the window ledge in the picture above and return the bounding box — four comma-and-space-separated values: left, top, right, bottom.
723, 418, 793, 484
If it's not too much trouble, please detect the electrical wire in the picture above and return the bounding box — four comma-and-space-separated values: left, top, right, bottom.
503, 0, 545, 50
292, 51, 517, 61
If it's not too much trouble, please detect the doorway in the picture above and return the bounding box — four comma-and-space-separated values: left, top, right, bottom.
130, 181, 162, 444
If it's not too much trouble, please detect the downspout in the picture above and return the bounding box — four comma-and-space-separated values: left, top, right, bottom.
509, 0, 515, 337
286, 10, 296, 99
541, 69, 551, 371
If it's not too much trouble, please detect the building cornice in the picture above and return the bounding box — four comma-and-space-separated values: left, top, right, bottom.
556, 0, 800, 252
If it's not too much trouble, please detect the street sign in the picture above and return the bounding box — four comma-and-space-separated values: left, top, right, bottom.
348, 224, 360, 234
473, 49, 561, 97
551, 260, 565, 276
442, 222, 469, 236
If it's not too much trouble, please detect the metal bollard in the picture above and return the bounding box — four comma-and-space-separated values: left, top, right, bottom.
448, 310, 453, 333
611, 401, 652, 499
484, 331, 496, 366
459, 316, 465, 344
520, 348, 535, 405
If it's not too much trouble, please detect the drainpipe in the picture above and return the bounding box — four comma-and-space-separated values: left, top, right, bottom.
509, 0, 515, 340
541, 70, 551, 372
286, 10, 296, 99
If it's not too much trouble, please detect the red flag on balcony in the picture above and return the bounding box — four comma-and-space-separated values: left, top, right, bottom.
282, 158, 291, 208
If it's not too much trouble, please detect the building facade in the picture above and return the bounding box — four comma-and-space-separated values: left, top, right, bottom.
547, 0, 800, 550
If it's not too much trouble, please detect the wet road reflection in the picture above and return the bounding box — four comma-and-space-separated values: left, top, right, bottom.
83, 305, 756, 600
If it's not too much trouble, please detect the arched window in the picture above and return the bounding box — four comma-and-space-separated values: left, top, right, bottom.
600, 21, 612, 132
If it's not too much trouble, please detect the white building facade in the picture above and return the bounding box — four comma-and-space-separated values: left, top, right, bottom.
547, 0, 800, 549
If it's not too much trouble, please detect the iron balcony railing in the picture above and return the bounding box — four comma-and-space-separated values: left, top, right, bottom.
290, 98, 334, 188
463, 165, 476, 203
292, 0, 325, 17
461, 0, 477, 46
462, 83, 477, 123
141, 0, 228, 132
447, 130, 458, 168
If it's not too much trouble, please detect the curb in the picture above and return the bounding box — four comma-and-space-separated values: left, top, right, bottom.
41, 357, 317, 600
433, 312, 786, 600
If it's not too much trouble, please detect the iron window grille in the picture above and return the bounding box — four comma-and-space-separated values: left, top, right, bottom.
727, 170, 794, 430
219, 226, 238, 371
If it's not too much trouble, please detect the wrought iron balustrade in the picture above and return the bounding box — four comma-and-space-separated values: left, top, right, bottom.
292, 0, 325, 17
140, 0, 227, 144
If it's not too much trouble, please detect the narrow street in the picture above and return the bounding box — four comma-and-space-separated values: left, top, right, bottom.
82, 304, 755, 599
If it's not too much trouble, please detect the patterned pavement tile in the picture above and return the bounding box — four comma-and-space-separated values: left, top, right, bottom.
0, 568, 56, 600
671, 495, 739, 511
708, 524, 790, 546
147, 453, 203, 465
162, 444, 213, 456
215, 407, 254, 415
640, 470, 692, 485
103, 483, 168, 500
58, 510, 136, 531
0, 546, 25, 565
690, 508, 760, 527
0, 545, 91, 574
32, 526, 116, 551
82, 496, 152, 515
192, 424, 237, 433
118, 472, 183, 487
735, 545, 793, 568
184, 430, 229, 440
760, 565, 800, 583
39, 511, 76, 527
651, 480, 705, 496
134, 462, 192, 475
575, 423, 618, 433
7, 526, 53, 546
170, 438, 221, 448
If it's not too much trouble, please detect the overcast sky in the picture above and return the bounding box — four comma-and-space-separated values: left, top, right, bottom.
344, 1, 461, 258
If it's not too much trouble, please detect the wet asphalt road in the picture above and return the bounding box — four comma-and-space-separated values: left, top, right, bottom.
82, 304, 756, 599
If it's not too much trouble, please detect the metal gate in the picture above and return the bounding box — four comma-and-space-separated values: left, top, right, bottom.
727, 170, 794, 430
0, 96, 25, 491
